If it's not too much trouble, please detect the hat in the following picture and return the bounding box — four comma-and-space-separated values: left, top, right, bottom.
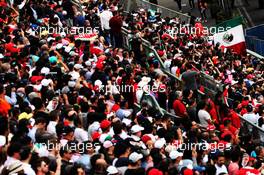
18, 112, 33, 121
41, 79, 52, 87
40, 67, 50, 75
154, 138, 166, 149
99, 134, 112, 143
56, 43, 63, 50
122, 118, 132, 126
28, 92, 39, 101
169, 150, 183, 160
103, 140, 113, 149
49, 56, 58, 64
96, 61, 104, 70
148, 168, 163, 175
68, 81, 76, 88
106, 166, 118, 175
141, 135, 152, 144
183, 168, 193, 175
92, 131, 101, 141
47, 37, 55, 42
30, 76, 44, 84
129, 152, 143, 163
100, 120, 111, 129
131, 125, 144, 133
74, 64, 83, 70
85, 60, 92, 66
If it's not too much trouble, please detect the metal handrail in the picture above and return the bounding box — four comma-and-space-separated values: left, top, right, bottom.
140, 0, 191, 18
246, 49, 264, 60
121, 26, 264, 136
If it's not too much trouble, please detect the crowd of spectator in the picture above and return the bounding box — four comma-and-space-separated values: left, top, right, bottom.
0, 0, 264, 175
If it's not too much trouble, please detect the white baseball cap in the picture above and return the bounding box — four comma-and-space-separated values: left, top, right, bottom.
131, 125, 144, 134
169, 150, 183, 160
106, 166, 118, 175
41, 79, 52, 87
74, 64, 83, 70
129, 152, 143, 163
154, 138, 166, 149
56, 43, 63, 50
103, 140, 113, 149
40, 67, 50, 75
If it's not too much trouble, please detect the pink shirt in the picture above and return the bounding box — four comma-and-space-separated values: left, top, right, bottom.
228, 162, 239, 175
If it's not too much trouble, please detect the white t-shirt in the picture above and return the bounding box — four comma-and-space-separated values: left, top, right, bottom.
198, 109, 211, 128
74, 128, 89, 143
47, 121, 57, 135
22, 162, 36, 175
215, 164, 228, 175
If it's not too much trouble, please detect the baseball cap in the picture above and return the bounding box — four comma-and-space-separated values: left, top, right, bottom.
183, 168, 193, 175
129, 152, 143, 163
49, 56, 58, 64
169, 150, 183, 160
148, 168, 163, 175
100, 120, 111, 129
56, 43, 63, 50
74, 64, 83, 70
106, 166, 118, 175
131, 125, 144, 134
91, 132, 101, 141
40, 67, 50, 75
41, 79, 52, 87
103, 140, 113, 149
154, 138, 166, 149
141, 135, 152, 144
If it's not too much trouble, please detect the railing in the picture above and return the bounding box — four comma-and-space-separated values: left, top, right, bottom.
121, 26, 264, 140
119, 0, 191, 24
239, 115, 264, 143
245, 25, 264, 56
199, 72, 223, 97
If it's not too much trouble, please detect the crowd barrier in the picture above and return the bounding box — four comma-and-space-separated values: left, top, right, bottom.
119, 0, 191, 24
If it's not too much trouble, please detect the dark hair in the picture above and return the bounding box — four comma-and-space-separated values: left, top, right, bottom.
20, 146, 32, 161
7, 142, 22, 157
31, 97, 43, 110
50, 110, 60, 121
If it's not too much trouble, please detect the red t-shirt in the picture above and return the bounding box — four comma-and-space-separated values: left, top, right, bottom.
5, 43, 20, 53
173, 99, 186, 117
238, 167, 260, 175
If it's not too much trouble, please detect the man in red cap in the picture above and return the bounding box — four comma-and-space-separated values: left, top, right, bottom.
99, 119, 112, 143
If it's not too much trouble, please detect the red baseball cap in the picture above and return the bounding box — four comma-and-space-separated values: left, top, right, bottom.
183, 169, 193, 175
141, 135, 152, 144
92, 132, 101, 141
30, 76, 44, 84
100, 119, 111, 129
148, 168, 163, 175
111, 104, 120, 112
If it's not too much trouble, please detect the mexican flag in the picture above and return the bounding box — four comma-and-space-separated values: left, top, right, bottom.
213, 17, 246, 55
